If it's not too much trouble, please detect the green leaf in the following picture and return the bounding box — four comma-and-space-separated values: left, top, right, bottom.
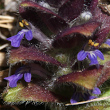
2, 83, 65, 103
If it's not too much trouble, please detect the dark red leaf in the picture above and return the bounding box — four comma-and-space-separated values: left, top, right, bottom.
55, 21, 101, 39
52, 33, 87, 48
56, 62, 110, 89
90, 2, 110, 46
8, 46, 64, 67
97, 61, 110, 86
95, 28, 110, 47
19, 1, 68, 33
29, 63, 51, 79
52, 21, 101, 48
90, 0, 98, 14
58, 0, 84, 21
45, 0, 68, 8
55, 66, 103, 89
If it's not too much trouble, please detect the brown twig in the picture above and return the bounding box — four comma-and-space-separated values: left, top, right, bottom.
0, 15, 14, 20
0, 20, 14, 23
0, 31, 7, 40
0, 15, 15, 29
0, 44, 9, 50
0, 23, 13, 29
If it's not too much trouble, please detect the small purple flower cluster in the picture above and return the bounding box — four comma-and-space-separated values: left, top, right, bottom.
70, 87, 101, 103
77, 38, 110, 66
7, 29, 33, 47
77, 49, 104, 66
4, 66, 31, 88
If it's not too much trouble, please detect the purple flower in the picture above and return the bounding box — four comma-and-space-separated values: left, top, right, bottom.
77, 49, 104, 65
70, 87, 101, 104
7, 29, 33, 47
105, 39, 110, 46
4, 67, 31, 88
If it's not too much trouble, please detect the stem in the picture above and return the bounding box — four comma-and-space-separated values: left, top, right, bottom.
6, 64, 12, 89
0, 44, 9, 50
0, 31, 7, 40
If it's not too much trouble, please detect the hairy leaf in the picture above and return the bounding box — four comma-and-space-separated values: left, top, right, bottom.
19, 1, 68, 33
8, 46, 64, 67
97, 61, 110, 86
58, 0, 84, 21
52, 21, 100, 48
90, 1, 110, 46
56, 66, 103, 89
56, 62, 110, 90
2, 83, 64, 103
55, 21, 101, 39
45, 0, 68, 8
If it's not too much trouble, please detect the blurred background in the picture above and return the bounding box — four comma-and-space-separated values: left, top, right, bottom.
0, 1, 19, 108
0, 0, 20, 71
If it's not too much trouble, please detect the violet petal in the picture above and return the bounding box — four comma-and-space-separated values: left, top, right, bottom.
70, 99, 77, 104
4, 73, 23, 88
88, 96, 97, 100
70, 92, 79, 104
24, 72, 31, 82
83, 93, 97, 100
105, 39, 110, 46
25, 30, 33, 41
7, 31, 25, 47
92, 87, 101, 95
88, 52, 98, 65
94, 50, 104, 60
4, 75, 17, 87
77, 50, 87, 61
